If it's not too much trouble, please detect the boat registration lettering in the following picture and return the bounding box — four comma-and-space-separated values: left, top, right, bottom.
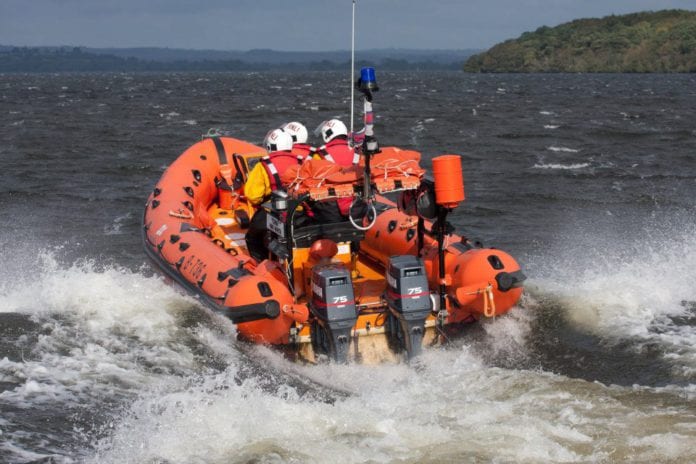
266, 214, 285, 238
182, 255, 207, 280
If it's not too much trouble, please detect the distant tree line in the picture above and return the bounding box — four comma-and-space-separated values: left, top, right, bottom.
0, 47, 462, 72
464, 9, 696, 72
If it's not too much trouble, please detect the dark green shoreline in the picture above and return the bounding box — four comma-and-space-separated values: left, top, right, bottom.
464, 9, 696, 73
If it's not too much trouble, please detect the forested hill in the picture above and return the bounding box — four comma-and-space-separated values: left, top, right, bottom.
463, 9, 696, 72
0, 47, 476, 72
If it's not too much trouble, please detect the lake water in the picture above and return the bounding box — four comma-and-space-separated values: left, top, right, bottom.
1, 71, 695, 463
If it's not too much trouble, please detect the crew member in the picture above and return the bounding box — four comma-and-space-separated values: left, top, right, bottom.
282, 121, 316, 160
314, 119, 363, 221
244, 128, 302, 261
316, 119, 360, 166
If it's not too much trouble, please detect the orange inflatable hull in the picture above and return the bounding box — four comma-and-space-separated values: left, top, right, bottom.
143, 136, 524, 360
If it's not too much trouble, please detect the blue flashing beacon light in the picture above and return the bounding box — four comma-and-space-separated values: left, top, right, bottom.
360, 67, 378, 91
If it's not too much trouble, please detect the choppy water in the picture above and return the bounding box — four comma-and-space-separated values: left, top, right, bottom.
1, 71, 695, 463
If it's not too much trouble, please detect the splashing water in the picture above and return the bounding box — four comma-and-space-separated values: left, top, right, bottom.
1, 248, 694, 463
530, 214, 696, 380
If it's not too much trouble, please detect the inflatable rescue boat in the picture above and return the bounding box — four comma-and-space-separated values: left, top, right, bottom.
142, 70, 525, 363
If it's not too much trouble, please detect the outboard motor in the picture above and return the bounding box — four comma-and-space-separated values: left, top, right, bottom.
385, 255, 432, 359
309, 264, 357, 363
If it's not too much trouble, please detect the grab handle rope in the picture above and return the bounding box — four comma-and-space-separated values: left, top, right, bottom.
461, 284, 497, 318
483, 284, 496, 318
348, 199, 377, 231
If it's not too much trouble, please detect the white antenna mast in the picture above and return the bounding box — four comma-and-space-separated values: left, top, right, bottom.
350, 0, 356, 140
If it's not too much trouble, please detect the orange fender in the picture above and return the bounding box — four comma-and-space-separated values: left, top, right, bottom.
362, 207, 524, 322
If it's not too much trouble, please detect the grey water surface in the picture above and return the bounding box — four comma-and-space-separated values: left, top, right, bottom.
1, 71, 695, 463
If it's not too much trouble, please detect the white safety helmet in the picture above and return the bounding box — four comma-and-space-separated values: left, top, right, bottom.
316, 119, 348, 143
282, 121, 308, 144
263, 128, 293, 152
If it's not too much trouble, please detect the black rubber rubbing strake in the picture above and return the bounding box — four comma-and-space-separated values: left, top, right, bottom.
180, 223, 201, 233
217, 267, 251, 282
212, 137, 227, 166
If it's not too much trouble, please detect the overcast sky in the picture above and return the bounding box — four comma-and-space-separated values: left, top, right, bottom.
1, 0, 695, 51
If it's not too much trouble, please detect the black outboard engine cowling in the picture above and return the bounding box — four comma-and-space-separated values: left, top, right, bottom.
309, 264, 357, 363
385, 255, 432, 359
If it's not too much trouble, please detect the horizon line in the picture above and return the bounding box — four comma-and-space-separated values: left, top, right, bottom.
1, 44, 482, 53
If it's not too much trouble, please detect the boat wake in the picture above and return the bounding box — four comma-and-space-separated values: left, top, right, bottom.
0, 245, 694, 462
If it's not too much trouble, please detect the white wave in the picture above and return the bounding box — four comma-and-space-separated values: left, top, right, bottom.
547, 146, 580, 153
539, 110, 555, 115
0, 251, 225, 408
103, 212, 133, 235
89, 342, 696, 464
0, 249, 693, 463
533, 217, 696, 377
412, 122, 426, 133
182, 119, 198, 126
544, 125, 560, 129
533, 163, 589, 170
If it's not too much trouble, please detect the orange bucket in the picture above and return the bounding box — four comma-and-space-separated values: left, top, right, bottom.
432, 155, 465, 208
